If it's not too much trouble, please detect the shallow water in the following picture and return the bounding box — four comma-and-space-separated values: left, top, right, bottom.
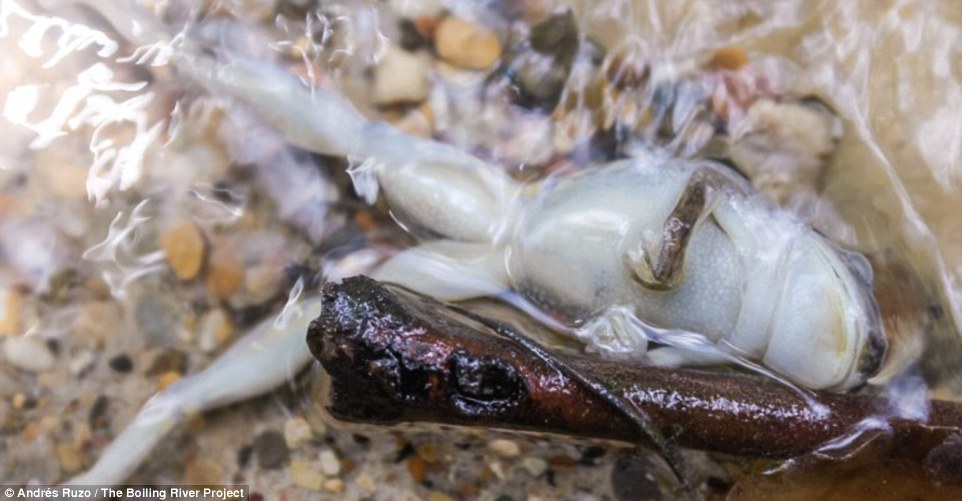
1, 0, 961, 498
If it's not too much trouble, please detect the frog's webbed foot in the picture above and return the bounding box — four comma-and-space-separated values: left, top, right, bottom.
625, 168, 733, 291
576, 305, 650, 357
371, 241, 510, 301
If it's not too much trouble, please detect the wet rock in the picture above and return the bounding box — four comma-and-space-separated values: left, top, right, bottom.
160, 220, 206, 281
707, 46, 749, 71
135, 294, 182, 348
354, 472, 377, 492
611, 455, 664, 501
253, 430, 290, 469
290, 460, 324, 490
183, 456, 224, 485
197, 308, 234, 354
729, 98, 841, 207
521, 456, 548, 476
68, 350, 95, 375
488, 439, 521, 458
283, 417, 313, 449
388, 0, 443, 18
322, 479, 345, 494
147, 349, 189, 376
373, 45, 432, 105
407, 455, 427, 483
435, 17, 502, 70
242, 264, 283, 305
0, 288, 22, 336
155, 371, 181, 391
504, 10, 580, 110
3, 336, 55, 373
206, 237, 244, 299
319, 448, 341, 476
398, 18, 427, 51
56, 442, 86, 474
427, 492, 454, 501
88, 395, 110, 431
72, 300, 123, 348
416, 443, 440, 463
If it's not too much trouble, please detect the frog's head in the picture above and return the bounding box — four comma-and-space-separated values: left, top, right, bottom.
762, 239, 886, 391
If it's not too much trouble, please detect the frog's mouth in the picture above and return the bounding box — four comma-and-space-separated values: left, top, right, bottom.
837, 248, 888, 384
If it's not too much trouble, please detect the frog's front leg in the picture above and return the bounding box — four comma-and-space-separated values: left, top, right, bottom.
359, 123, 521, 243
371, 241, 510, 301
626, 168, 738, 290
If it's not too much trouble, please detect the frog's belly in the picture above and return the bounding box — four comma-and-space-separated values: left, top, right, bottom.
508, 165, 744, 341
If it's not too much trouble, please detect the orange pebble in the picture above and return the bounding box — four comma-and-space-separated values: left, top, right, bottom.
708, 47, 749, 71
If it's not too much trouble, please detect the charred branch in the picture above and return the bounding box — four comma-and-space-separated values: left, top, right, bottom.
308, 276, 962, 465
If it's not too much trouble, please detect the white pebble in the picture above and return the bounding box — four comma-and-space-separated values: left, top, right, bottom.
284, 417, 313, 449
521, 456, 548, 477
3, 336, 55, 373
388, 0, 443, 18
68, 350, 95, 375
373, 45, 432, 105
319, 449, 341, 476
488, 438, 521, 458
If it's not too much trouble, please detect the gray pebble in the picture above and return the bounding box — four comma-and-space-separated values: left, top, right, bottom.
253, 430, 290, 469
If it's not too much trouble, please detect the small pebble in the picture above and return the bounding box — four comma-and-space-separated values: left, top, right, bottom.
206, 237, 243, 298
0, 288, 22, 336
283, 417, 313, 449
72, 301, 122, 348
56, 442, 85, 474
68, 350, 95, 375
135, 294, 182, 348
389, 0, 443, 18
160, 220, 206, 280
373, 45, 431, 105
611, 455, 663, 501
3, 336, 56, 373
197, 308, 234, 353
147, 350, 188, 376
290, 460, 325, 491
488, 439, 521, 458
354, 472, 377, 492
708, 46, 749, 71
88, 395, 110, 430
407, 456, 427, 483
243, 264, 282, 304
414, 15, 442, 41
322, 479, 345, 494
108, 354, 134, 373
12, 393, 28, 408
155, 371, 181, 391
184, 457, 223, 485
416, 443, 440, 463
253, 430, 290, 469
521, 456, 548, 477
435, 17, 502, 70
319, 449, 341, 476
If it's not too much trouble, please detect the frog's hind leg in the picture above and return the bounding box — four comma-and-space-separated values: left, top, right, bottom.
626, 167, 747, 291
371, 241, 510, 301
